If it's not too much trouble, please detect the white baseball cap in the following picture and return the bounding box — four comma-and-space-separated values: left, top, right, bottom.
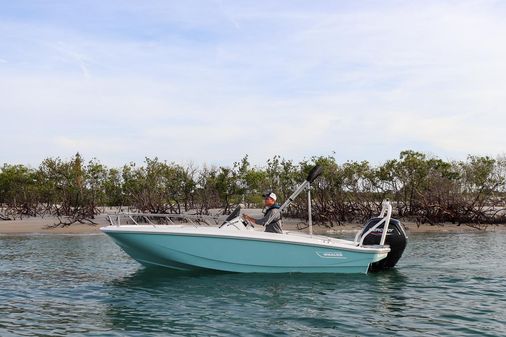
263, 192, 277, 201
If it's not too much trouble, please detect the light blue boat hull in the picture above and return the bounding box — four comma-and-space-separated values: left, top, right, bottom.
105, 231, 387, 274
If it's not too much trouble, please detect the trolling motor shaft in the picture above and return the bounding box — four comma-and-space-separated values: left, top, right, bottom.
279, 165, 323, 212
279, 165, 323, 235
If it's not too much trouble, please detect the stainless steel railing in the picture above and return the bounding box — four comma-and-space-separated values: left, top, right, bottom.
353, 200, 392, 247
106, 212, 222, 228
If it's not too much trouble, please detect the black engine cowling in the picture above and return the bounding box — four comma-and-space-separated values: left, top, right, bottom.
361, 217, 408, 272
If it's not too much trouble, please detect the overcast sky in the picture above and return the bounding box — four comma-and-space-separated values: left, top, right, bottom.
1, 0, 505, 167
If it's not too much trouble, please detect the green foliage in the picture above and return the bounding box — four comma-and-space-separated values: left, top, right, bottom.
35, 153, 104, 225
120, 158, 198, 213
1, 150, 506, 225
0, 164, 39, 217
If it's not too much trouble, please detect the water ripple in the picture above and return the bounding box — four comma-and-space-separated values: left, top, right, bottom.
1, 233, 505, 336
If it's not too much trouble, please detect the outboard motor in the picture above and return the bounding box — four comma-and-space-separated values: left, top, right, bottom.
361, 217, 408, 272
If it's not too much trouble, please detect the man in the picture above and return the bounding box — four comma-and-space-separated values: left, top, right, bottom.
243, 192, 283, 234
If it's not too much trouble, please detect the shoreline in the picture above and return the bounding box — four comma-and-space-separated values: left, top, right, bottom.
1, 215, 505, 235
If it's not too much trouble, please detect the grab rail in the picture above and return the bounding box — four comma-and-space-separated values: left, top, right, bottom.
353, 200, 392, 247
106, 212, 221, 228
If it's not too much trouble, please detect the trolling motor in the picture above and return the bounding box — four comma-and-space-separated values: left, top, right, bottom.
220, 166, 324, 231
354, 200, 408, 272
279, 165, 323, 235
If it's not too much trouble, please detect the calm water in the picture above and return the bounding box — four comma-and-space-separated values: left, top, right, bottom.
0, 232, 505, 336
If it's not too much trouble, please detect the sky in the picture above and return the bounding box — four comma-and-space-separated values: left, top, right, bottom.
1, 0, 506, 168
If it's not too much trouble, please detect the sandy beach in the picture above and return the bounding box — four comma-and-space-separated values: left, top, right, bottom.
1, 213, 504, 235
0, 216, 109, 235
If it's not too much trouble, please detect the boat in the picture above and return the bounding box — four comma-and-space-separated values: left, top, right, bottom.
101, 166, 407, 274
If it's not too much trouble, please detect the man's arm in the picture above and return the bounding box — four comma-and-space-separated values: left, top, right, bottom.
245, 209, 280, 226
243, 214, 257, 223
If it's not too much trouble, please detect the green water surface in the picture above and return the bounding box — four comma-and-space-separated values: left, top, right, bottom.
0, 232, 505, 336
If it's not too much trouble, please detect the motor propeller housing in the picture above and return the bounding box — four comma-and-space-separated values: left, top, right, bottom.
360, 217, 408, 272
